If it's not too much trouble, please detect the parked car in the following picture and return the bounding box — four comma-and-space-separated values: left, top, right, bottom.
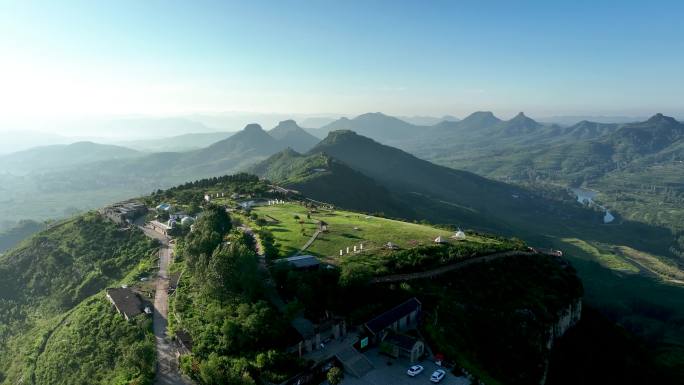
430, 369, 446, 383
406, 365, 424, 377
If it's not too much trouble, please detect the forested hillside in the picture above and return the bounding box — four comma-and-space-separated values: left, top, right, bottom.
0, 213, 158, 384
33, 297, 155, 385
169, 206, 303, 384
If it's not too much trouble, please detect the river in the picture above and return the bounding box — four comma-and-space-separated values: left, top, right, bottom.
570, 187, 615, 224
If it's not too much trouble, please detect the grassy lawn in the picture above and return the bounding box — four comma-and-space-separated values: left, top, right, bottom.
559, 238, 640, 273
252, 202, 503, 259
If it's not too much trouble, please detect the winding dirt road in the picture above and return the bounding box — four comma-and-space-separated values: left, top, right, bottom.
141, 226, 192, 385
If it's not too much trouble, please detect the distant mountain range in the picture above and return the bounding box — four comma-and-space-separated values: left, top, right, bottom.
0, 120, 324, 224
3, 111, 682, 242
0, 142, 141, 174
397, 114, 460, 126
116, 131, 236, 152
453, 113, 684, 183
0, 130, 73, 155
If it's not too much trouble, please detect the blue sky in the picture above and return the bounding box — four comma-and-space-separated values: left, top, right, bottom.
1, 0, 683, 121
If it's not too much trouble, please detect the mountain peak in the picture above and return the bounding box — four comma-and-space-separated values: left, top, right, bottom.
508, 112, 538, 123
460, 111, 502, 128
268, 120, 319, 153
272, 119, 302, 133
243, 123, 265, 133
646, 113, 679, 125
325, 129, 358, 139
467, 111, 497, 118
357, 112, 388, 119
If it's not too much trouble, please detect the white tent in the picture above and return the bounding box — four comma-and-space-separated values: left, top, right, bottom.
452, 230, 466, 240
434, 236, 448, 244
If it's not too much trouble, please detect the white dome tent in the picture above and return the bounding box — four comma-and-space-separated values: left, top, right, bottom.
451, 229, 466, 241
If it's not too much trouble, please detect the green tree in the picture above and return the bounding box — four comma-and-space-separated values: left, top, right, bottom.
327, 367, 344, 385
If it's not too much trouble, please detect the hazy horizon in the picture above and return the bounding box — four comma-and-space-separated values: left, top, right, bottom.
1, 0, 683, 136
0, 110, 674, 142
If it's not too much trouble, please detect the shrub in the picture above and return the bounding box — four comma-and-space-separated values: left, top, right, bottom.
327, 367, 344, 385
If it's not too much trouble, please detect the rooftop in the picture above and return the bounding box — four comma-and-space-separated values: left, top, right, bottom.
106, 287, 143, 319
384, 332, 421, 351
365, 297, 422, 335
279, 255, 320, 269
176, 329, 193, 351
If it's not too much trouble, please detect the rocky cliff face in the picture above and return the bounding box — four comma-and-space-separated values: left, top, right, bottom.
547, 298, 583, 349
541, 298, 583, 385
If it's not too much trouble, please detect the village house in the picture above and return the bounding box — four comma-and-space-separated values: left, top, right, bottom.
100, 201, 147, 225
363, 297, 422, 345
277, 255, 320, 270
381, 332, 425, 363
149, 220, 172, 236
106, 287, 144, 321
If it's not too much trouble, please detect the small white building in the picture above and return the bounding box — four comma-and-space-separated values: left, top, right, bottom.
150, 220, 172, 236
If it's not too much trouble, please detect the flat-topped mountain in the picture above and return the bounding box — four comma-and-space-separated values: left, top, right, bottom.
268, 120, 320, 153
310, 112, 421, 142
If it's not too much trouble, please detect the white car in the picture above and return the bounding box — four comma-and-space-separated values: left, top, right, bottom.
406, 365, 424, 376
430, 369, 446, 383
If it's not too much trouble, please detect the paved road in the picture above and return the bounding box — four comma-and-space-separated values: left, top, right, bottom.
340, 348, 470, 385
141, 226, 192, 385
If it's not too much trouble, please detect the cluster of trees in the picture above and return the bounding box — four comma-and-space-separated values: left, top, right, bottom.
384, 238, 526, 273
414, 254, 583, 385
337, 236, 527, 280
149, 173, 269, 208
271, 266, 341, 320
172, 205, 303, 384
